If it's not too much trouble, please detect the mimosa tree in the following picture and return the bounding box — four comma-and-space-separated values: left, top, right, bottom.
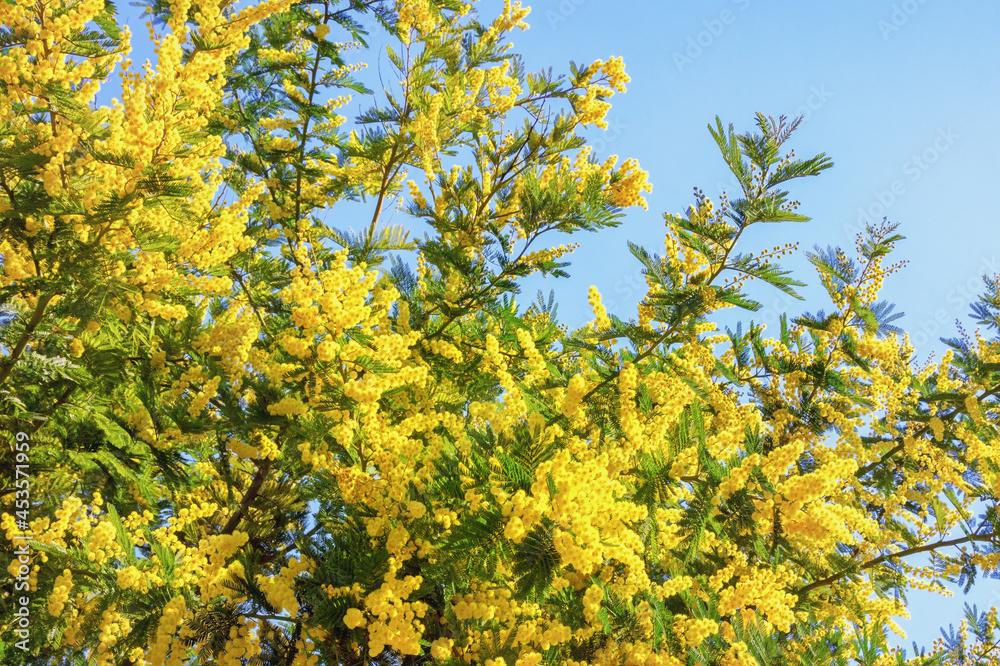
2, 1, 1000, 665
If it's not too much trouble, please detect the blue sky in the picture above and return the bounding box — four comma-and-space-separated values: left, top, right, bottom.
110, 0, 1000, 653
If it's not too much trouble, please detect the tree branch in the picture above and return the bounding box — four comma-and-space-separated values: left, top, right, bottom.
0, 292, 55, 387
221, 429, 285, 535
220, 460, 274, 535
795, 533, 995, 598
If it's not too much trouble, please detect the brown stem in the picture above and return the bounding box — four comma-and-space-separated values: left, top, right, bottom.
220, 459, 274, 535
30, 383, 77, 434
292, 1, 329, 229
366, 142, 399, 246
0, 292, 55, 387
220, 428, 284, 535
0, 172, 18, 207
795, 533, 994, 597
230, 264, 270, 333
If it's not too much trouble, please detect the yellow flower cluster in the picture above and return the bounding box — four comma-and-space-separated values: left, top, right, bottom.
720, 641, 759, 666
229, 437, 260, 460
608, 158, 653, 209
257, 556, 312, 616
411, 93, 443, 177
588, 285, 612, 330
86, 520, 119, 564
530, 449, 648, 588
560, 373, 588, 419
515, 328, 549, 386
356, 559, 427, 656
490, 0, 531, 34
47, 569, 73, 617
219, 616, 263, 666
930, 416, 945, 442
572, 57, 629, 130
717, 566, 798, 633
518, 243, 579, 271
256, 433, 280, 460
68, 337, 86, 357
501, 489, 543, 543
582, 584, 604, 627
717, 455, 758, 499
510, 615, 573, 651
194, 531, 250, 601
674, 616, 719, 648
116, 565, 154, 593
396, 0, 438, 45
485, 59, 523, 114
424, 338, 464, 363
146, 595, 189, 665
268, 396, 309, 417
195, 312, 261, 380
574, 87, 612, 129
344, 607, 367, 629
430, 636, 455, 659
187, 375, 222, 417
94, 606, 130, 666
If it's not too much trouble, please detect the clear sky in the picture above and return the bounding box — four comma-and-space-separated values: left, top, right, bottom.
110, 0, 1000, 653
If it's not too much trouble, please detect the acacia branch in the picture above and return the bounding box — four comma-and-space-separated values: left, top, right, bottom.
855, 383, 1000, 479
30, 383, 77, 434
220, 459, 274, 535
0, 292, 55, 387
220, 429, 284, 535
292, 1, 328, 229
230, 264, 270, 333
564, 213, 753, 418
366, 142, 399, 245
795, 533, 995, 597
